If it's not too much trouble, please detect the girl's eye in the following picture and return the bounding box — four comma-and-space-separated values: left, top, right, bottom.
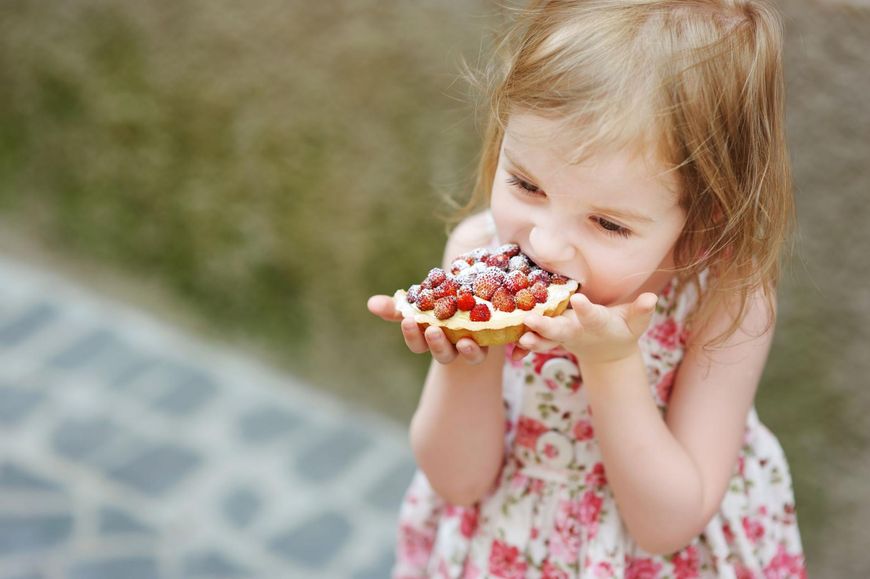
594, 217, 631, 238
506, 176, 543, 197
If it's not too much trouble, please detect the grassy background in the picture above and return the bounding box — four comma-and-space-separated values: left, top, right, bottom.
1, 0, 868, 574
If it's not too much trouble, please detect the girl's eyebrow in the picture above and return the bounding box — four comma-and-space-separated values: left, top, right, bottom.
503, 148, 540, 183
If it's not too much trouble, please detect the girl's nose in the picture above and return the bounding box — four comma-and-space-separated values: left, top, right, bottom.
529, 225, 576, 264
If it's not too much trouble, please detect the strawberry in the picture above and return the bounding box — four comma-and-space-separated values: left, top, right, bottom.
468, 248, 490, 263
406, 284, 421, 303
508, 255, 531, 274
530, 281, 549, 303
528, 269, 550, 285
450, 259, 469, 275
495, 243, 521, 258
470, 303, 491, 322
491, 287, 516, 312
485, 253, 510, 270
504, 270, 530, 294
550, 274, 569, 285
434, 296, 458, 320
433, 278, 459, 299
473, 268, 506, 300
456, 289, 476, 311
417, 289, 435, 310
515, 288, 536, 311
425, 267, 447, 288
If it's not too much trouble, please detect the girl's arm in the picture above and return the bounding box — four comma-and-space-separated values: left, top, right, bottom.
408, 212, 508, 506
523, 289, 773, 554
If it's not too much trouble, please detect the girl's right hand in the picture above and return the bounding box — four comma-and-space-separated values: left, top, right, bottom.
367, 295, 490, 365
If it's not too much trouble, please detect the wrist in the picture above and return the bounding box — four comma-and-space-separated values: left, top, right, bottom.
578, 346, 645, 387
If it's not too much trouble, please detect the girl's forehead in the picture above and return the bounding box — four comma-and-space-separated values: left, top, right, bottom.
502, 113, 680, 198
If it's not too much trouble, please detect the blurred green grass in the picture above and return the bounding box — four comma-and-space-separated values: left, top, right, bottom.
1, 0, 869, 573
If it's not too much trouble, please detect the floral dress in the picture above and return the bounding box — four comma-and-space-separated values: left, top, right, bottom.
392, 274, 806, 579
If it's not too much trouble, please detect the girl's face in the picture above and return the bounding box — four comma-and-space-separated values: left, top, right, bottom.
490, 113, 686, 307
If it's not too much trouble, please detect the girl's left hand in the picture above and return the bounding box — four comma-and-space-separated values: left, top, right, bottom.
518, 292, 659, 364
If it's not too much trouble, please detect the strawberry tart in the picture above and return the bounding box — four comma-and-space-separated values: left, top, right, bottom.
393, 243, 580, 346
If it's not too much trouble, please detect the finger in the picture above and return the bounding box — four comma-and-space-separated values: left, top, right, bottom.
424, 326, 458, 364
401, 318, 430, 354
523, 313, 575, 343
570, 293, 608, 331
511, 345, 530, 361
455, 338, 488, 365
518, 330, 561, 352
367, 295, 403, 322
626, 292, 658, 336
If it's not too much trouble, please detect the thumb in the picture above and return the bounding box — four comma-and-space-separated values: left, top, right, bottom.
626, 293, 658, 336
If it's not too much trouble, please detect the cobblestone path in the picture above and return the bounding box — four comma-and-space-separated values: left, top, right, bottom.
0, 256, 415, 578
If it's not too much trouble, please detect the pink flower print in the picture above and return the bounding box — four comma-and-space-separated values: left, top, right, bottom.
742, 516, 765, 544
579, 490, 603, 538
655, 369, 676, 404
460, 507, 479, 539
762, 544, 806, 579
733, 563, 756, 579
516, 416, 549, 449
573, 419, 595, 441
549, 499, 583, 564
625, 557, 664, 579
543, 442, 559, 459
593, 561, 616, 578
722, 521, 735, 544
397, 523, 434, 568
462, 558, 482, 579
541, 559, 570, 579
672, 545, 700, 579
488, 539, 528, 579
585, 462, 607, 488
649, 318, 681, 350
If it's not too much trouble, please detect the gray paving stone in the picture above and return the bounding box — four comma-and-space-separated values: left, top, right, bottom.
0, 386, 46, 426
51, 417, 120, 463
0, 462, 63, 493
0, 513, 73, 555
294, 425, 373, 483
352, 548, 396, 579
364, 457, 417, 513
68, 556, 160, 579
45, 328, 120, 371
221, 486, 261, 529
269, 511, 352, 568
182, 550, 251, 577
145, 361, 218, 416
104, 442, 202, 497
98, 506, 153, 535
237, 405, 304, 444
0, 302, 58, 347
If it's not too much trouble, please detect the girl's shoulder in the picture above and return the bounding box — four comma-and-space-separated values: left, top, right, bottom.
442, 210, 498, 267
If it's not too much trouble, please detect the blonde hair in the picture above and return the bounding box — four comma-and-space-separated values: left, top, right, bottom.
456, 0, 794, 346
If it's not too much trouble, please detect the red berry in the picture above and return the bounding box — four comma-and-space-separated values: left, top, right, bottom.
530, 281, 549, 303
456, 289, 476, 311
417, 289, 435, 310
406, 284, 421, 303
515, 288, 536, 310
508, 255, 531, 273
469, 248, 490, 263
504, 270, 530, 294
550, 274, 569, 285
433, 278, 459, 299
495, 243, 521, 258
473, 268, 505, 301
485, 253, 510, 270
450, 260, 469, 275
434, 296, 458, 320
470, 303, 491, 322
528, 269, 550, 285
425, 268, 447, 288
491, 287, 516, 312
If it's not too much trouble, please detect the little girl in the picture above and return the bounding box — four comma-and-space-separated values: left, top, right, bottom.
368, 1, 806, 577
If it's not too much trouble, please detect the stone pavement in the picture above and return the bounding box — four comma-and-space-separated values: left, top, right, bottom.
0, 255, 417, 579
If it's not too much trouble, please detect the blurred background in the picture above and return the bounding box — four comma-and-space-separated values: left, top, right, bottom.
0, 0, 868, 576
